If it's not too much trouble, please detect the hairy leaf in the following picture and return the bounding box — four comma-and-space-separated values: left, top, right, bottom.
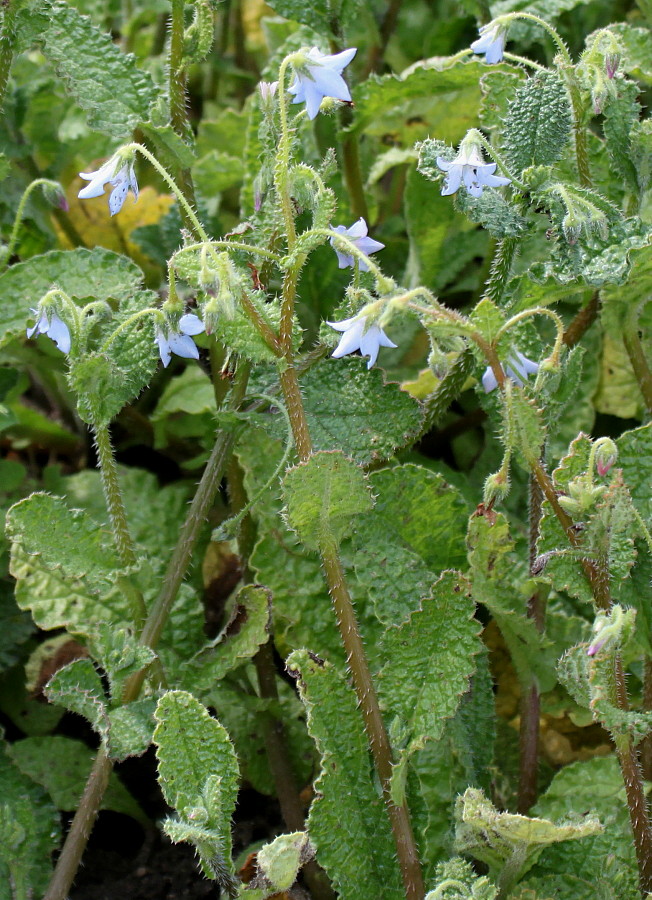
503, 71, 572, 174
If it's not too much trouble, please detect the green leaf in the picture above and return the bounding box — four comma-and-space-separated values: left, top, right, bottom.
262, 0, 361, 32
287, 650, 403, 899
0, 588, 33, 674
480, 67, 526, 131
106, 698, 157, 761
468, 510, 556, 691
40, 1, 157, 138
602, 79, 641, 195
8, 735, 147, 823
154, 690, 239, 867
349, 62, 484, 145
182, 585, 271, 692
351, 465, 468, 623
0, 248, 144, 348
44, 658, 107, 731
0, 739, 61, 899
455, 787, 601, 886
6, 492, 123, 597
251, 832, 312, 895
379, 571, 481, 795
503, 71, 572, 174
299, 358, 424, 465
89, 624, 155, 704
283, 450, 372, 552
469, 297, 506, 343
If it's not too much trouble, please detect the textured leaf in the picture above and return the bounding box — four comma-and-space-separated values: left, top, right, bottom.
263, 0, 362, 31
455, 787, 601, 883
299, 358, 424, 465
287, 650, 403, 900
8, 735, 147, 823
154, 690, 239, 866
349, 62, 484, 144
618, 423, 652, 521
352, 465, 468, 623
44, 658, 107, 732
7, 492, 123, 595
89, 623, 156, 705
0, 739, 60, 899
41, 1, 156, 138
283, 451, 372, 552
106, 698, 157, 761
183, 585, 271, 692
503, 71, 572, 174
379, 571, 481, 790
0, 248, 143, 348
602, 80, 641, 195
468, 510, 556, 691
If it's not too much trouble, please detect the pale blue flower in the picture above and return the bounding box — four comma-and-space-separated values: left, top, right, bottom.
471, 23, 507, 64
482, 350, 539, 392
327, 315, 397, 369
330, 218, 385, 270
437, 144, 511, 198
26, 308, 71, 354
288, 47, 357, 120
78, 158, 139, 216
156, 313, 205, 368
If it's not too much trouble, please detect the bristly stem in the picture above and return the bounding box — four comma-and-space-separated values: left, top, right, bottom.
1, 178, 62, 271
0, 0, 20, 111
168, 0, 197, 212
563, 292, 599, 347
277, 340, 424, 900
623, 316, 652, 415
44, 367, 251, 900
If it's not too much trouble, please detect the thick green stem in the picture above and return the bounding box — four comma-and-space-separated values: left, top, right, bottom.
486, 237, 518, 305
278, 347, 423, 900
168, 0, 197, 214
565, 73, 592, 188
0, 0, 20, 111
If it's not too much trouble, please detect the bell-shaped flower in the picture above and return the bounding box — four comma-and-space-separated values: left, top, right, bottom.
471, 23, 507, 64
156, 313, 205, 368
327, 314, 397, 369
288, 47, 357, 120
26, 308, 71, 354
78, 157, 139, 216
330, 218, 385, 271
482, 350, 539, 393
437, 139, 511, 199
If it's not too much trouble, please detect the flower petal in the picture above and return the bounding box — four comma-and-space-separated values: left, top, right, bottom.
47, 314, 71, 354
168, 332, 200, 360
326, 316, 359, 332
331, 319, 365, 358
346, 218, 368, 240
157, 332, 172, 368
307, 65, 351, 102
441, 164, 463, 195
179, 313, 205, 335
109, 181, 129, 216
302, 81, 325, 120
482, 367, 498, 392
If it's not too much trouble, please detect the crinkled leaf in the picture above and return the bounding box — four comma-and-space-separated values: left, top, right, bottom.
0, 248, 143, 347
283, 450, 372, 551
40, 1, 157, 138
351, 465, 468, 623
44, 658, 107, 732
89, 624, 156, 704
503, 71, 572, 174
287, 650, 403, 899
154, 690, 239, 865
106, 698, 157, 761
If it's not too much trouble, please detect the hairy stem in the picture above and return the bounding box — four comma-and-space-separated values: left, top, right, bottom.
623, 319, 652, 415
0, 0, 20, 111
563, 292, 599, 348
168, 0, 197, 213
278, 346, 423, 900
518, 475, 545, 813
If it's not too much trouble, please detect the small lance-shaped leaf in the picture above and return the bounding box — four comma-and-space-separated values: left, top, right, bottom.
283, 451, 373, 552
105, 699, 157, 762
503, 71, 572, 175
379, 571, 481, 746
455, 788, 601, 887
0, 248, 143, 348
0, 740, 61, 898
6, 493, 123, 596
44, 658, 108, 734
182, 585, 271, 693
468, 510, 556, 692
240, 832, 313, 897
88, 623, 156, 705
286, 650, 403, 899
153, 691, 239, 870
352, 465, 468, 623
40, 1, 157, 138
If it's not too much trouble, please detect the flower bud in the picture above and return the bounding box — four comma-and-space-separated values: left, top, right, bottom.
594, 437, 617, 477
483, 468, 511, 505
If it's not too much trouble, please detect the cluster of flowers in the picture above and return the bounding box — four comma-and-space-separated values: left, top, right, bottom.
27, 28, 537, 391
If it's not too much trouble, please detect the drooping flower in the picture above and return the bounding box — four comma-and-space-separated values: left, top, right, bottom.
330, 218, 385, 270
482, 350, 539, 393
288, 47, 357, 120
327, 314, 397, 369
156, 313, 205, 368
78, 157, 139, 216
26, 308, 71, 354
437, 140, 511, 199
259, 80, 278, 103
471, 23, 507, 64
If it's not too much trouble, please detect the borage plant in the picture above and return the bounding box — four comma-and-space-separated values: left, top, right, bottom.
1, 2, 652, 899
